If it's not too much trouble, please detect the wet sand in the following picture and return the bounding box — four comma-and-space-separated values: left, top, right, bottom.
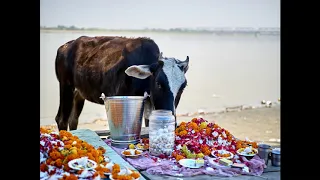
41, 105, 280, 146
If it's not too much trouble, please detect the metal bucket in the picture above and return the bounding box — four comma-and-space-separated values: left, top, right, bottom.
271, 148, 281, 167
258, 144, 272, 166
100, 94, 145, 148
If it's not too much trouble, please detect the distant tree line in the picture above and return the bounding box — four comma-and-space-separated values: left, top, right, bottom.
40, 25, 280, 35
40, 25, 205, 32
41, 25, 85, 30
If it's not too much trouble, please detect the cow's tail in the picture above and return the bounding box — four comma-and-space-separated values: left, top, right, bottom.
54, 46, 64, 82
55, 40, 74, 82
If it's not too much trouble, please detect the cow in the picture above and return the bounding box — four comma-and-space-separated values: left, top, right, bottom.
54, 36, 189, 131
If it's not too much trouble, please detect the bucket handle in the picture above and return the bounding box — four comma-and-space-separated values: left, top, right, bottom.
100, 93, 109, 112
143, 92, 150, 100
100, 92, 149, 112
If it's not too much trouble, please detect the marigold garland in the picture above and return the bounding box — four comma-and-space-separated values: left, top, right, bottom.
40, 127, 140, 180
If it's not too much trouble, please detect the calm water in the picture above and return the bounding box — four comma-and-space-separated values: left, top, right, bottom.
40, 31, 280, 125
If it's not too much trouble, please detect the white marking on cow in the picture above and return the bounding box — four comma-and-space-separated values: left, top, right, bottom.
162, 58, 186, 100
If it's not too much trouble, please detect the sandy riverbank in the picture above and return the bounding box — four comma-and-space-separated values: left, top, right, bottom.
41, 105, 280, 146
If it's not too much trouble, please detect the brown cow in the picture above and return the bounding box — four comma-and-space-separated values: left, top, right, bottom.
55, 36, 189, 131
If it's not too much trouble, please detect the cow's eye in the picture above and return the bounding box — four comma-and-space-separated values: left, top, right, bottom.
156, 82, 161, 89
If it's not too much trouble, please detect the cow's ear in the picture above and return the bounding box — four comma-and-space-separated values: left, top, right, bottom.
159, 52, 163, 59
125, 65, 152, 79
178, 56, 189, 73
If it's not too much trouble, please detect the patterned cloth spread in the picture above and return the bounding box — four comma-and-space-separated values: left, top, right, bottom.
104, 139, 265, 177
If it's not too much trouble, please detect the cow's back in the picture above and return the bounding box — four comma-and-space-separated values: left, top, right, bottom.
62, 36, 160, 103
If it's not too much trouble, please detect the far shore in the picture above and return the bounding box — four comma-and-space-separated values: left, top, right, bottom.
40, 29, 280, 36
40, 29, 214, 35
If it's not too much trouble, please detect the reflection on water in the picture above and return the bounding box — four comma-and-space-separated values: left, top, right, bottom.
40, 31, 280, 125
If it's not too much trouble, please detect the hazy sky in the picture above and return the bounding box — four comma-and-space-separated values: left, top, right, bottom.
40, 0, 280, 29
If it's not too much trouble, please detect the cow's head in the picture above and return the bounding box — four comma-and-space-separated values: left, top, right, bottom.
125, 52, 189, 115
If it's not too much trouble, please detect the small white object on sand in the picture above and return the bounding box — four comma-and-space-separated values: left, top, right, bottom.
266, 101, 272, 107
198, 109, 205, 115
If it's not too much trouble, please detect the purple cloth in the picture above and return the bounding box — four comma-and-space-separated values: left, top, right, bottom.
205, 156, 265, 177
241, 156, 266, 175
103, 139, 265, 177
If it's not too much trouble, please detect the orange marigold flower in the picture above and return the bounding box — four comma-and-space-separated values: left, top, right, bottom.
115, 174, 132, 180
123, 151, 132, 155
40, 163, 48, 172
112, 172, 119, 179
66, 153, 78, 161
175, 155, 185, 161
78, 149, 87, 156
95, 166, 110, 178
95, 157, 100, 163
81, 142, 88, 148
213, 124, 219, 128
46, 158, 53, 165
179, 125, 186, 131
191, 118, 198, 123
55, 159, 63, 168
252, 142, 258, 148
59, 130, 72, 138
62, 174, 78, 180
131, 171, 140, 179
86, 145, 94, 151
179, 130, 188, 136
105, 168, 111, 173
200, 145, 209, 153
171, 151, 178, 158
222, 154, 231, 157
236, 145, 242, 150
205, 128, 212, 135
91, 150, 98, 157
204, 150, 211, 156
188, 122, 198, 130
65, 140, 74, 145
49, 150, 62, 160
88, 154, 95, 161
179, 121, 187, 127
135, 150, 141, 155
98, 146, 106, 154
40, 127, 50, 134
225, 130, 230, 136
96, 166, 111, 173
235, 140, 258, 149
112, 164, 121, 173
73, 143, 81, 149
64, 144, 72, 149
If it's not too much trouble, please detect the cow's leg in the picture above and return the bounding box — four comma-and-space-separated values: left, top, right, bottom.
143, 97, 153, 127
68, 90, 85, 130
55, 83, 74, 131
